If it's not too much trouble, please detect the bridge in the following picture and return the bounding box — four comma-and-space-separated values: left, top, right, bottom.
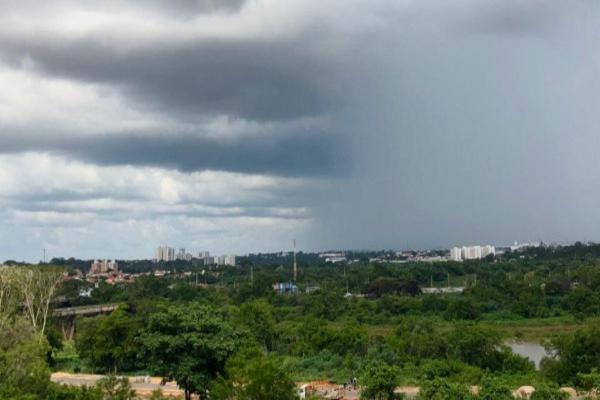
53, 303, 120, 317
53, 303, 120, 340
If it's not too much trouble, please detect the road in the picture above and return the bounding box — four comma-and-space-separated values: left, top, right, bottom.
51, 372, 183, 397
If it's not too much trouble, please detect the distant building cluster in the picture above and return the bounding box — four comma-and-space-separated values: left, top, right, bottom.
319, 252, 347, 263
90, 259, 118, 274
273, 282, 299, 294
449, 245, 495, 261
217, 255, 236, 266
176, 248, 193, 261
155, 246, 175, 262
154, 246, 236, 266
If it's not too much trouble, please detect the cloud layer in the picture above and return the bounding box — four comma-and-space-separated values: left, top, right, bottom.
1, 0, 600, 260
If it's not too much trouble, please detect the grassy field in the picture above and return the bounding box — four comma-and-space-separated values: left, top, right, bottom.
479, 316, 583, 341
351, 315, 583, 342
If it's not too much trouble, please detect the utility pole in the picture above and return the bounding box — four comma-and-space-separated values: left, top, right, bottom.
447, 272, 450, 288
344, 265, 349, 293
43, 248, 46, 264
293, 239, 297, 282
251, 265, 254, 286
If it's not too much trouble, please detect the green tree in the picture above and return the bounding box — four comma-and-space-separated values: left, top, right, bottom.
576, 368, 600, 392
0, 318, 52, 399
477, 378, 513, 400
359, 362, 401, 400
388, 318, 447, 361
529, 384, 568, 400
75, 307, 142, 373
417, 378, 472, 400
96, 375, 136, 400
212, 349, 297, 400
236, 300, 276, 351
541, 322, 600, 384
149, 388, 181, 400
48, 384, 103, 400
138, 304, 244, 400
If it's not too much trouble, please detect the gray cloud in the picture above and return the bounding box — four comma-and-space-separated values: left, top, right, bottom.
125, 0, 247, 15
0, 0, 247, 17
0, 37, 336, 122
1, 0, 600, 260
0, 131, 345, 177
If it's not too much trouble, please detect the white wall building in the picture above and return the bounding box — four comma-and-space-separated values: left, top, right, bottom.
451, 245, 495, 261
90, 259, 118, 274
216, 255, 236, 266
450, 247, 462, 261
482, 245, 495, 258
462, 246, 482, 260
176, 248, 186, 260
155, 246, 175, 262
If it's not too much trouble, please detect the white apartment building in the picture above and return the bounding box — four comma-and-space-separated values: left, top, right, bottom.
451, 245, 496, 261
155, 246, 175, 262
90, 259, 118, 274
482, 245, 496, 258
176, 248, 186, 260
450, 247, 462, 261
224, 255, 236, 266
461, 246, 481, 260
216, 255, 236, 266
199, 251, 210, 259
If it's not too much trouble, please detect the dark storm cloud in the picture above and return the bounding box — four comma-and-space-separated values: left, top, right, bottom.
126, 0, 247, 15
459, 1, 569, 36
0, 132, 345, 178
14, 201, 306, 221
3, 0, 600, 261
13, 189, 148, 204
0, 0, 246, 16
0, 37, 335, 121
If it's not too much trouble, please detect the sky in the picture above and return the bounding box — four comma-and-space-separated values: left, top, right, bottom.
1, 0, 600, 261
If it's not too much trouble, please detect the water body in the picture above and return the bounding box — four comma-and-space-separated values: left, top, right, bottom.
506, 341, 549, 370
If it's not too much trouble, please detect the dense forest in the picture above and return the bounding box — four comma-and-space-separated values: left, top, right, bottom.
4, 243, 600, 399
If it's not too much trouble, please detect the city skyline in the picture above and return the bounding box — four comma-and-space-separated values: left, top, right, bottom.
2, 1, 600, 261
7, 239, 561, 264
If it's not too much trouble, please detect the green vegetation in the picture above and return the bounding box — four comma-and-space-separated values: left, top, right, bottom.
6, 243, 600, 398
138, 304, 244, 400
359, 362, 401, 400
212, 349, 297, 400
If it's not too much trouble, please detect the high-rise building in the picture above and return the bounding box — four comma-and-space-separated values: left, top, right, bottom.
482, 245, 496, 258
90, 259, 118, 274
450, 247, 462, 261
461, 246, 479, 260
215, 255, 236, 266
155, 246, 175, 262
454, 245, 495, 260
176, 248, 186, 260
224, 255, 236, 266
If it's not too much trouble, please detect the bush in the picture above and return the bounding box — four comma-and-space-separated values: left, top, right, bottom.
529, 384, 568, 400
360, 362, 402, 400
477, 378, 513, 400
418, 378, 473, 400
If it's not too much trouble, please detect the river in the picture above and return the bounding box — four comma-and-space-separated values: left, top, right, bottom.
506, 341, 549, 370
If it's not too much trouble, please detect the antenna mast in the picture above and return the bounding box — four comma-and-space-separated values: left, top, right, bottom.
293, 239, 297, 282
